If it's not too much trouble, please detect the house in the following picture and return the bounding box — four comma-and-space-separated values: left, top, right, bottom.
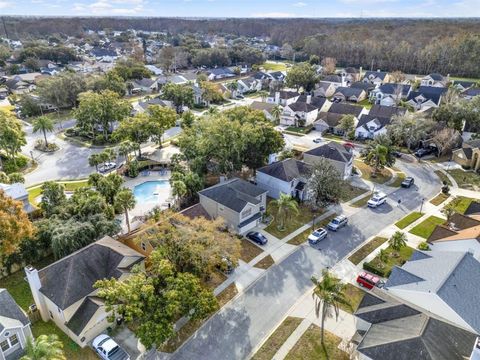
256, 159, 311, 200
192, 84, 207, 107
332, 86, 367, 103
237, 77, 262, 94
303, 141, 353, 180
134, 97, 174, 113
453, 80, 475, 92
296, 95, 331, 112
90, 47, 118, 62
362, 70, 389, 85
145, 65, 163, 76
353, 290, 478, 360
0, 289, 33, 360
280, 101, 318, 127
406, 86, 447, 111
421, 73, 448, 87
267, 71, 286, 82
355, 114, 392, 139
461, 87, 480, 100
314, 112, 346, 135
452, 139, 480, 170
328, 102, 367, 119
385, 249, 480, 334
198, 178, 267, 234
0, 183, 35, 214
131, 78, 158, 94
266, 90, 300, 106
250, 101, 278, 122
314, 81, 336, 98
370, 83, 412, 106
25, 236, 145, 347
368, 104, 406, 119
205, 68, 235, 81
350, 81, 376, 97
321, 74, 344, 88
340, 67, 361, 85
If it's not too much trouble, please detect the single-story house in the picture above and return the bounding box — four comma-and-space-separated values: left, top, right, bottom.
453, 80, 475, 92
134, 97, 174, 113
370, 83, 412, 106
314, 81, 336, 98
421, 73, 448, 87
353, 290, 478, 360
256, 158, 311, 201
350, 81, 376, 97
237, 77, 262, 94
25, 236, 145, 347
332, 86, 367, 103
131, 78, 159, 94
461, 87, 480, 100
267, 71, 286, 82
362, 70, 389, 85
267, 90, 300, 106
198, 178, 267, 234
385, 249, 480, 334
250, 101, 278, 122
280, 101, 318, 127
303, 141, 353, 180
0, 289, 33, 360
0, 183, 35, 214
452, 139, 480, 170
205, 68, 235, 81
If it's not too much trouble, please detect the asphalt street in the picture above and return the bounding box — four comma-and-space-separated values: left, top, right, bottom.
165, 159, 441, 360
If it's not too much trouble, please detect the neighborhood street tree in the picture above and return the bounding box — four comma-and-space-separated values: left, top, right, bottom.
285, 62, 319, 92
0, 111, 27, 167
37, 71, 87, 108
307, 158, 346, 209
161, 83, 194, 112
147, 105, 177, 147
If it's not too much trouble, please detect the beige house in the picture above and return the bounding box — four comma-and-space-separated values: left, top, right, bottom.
25, 237, 144, 347
198, 178, 267, 234
303, 141, 353, 180
452, 140, 480, 171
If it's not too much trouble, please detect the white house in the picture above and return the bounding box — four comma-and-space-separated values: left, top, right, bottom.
267, 90, 300, 106
362, 70, 389, 85
370, 83, 412, 106
237, 77, 262, 94
280, 101, 318, 127
303, 141, 354, 180
421, 73, 448, 87
355, 114, 391, 139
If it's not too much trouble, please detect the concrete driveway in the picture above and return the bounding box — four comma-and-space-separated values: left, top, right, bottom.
111, 327, 142, 360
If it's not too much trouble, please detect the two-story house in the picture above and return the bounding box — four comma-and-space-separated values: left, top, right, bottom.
355, 105, 406, 139
267, 90, 300, 106
256, 159, 311, 201
198, 178, 267, 234
362, 70, 389, 85
0, 289, 33, 360
303, 141, 353, 180
25, 236, 145, 347
280, 101, 318, 127
314, 81, 336, 98
370, 83, 412, 106
421, 73, 448, 87
237, 77, 262, 94
406, 86, 447, 111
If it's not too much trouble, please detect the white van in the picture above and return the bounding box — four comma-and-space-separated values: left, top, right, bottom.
367, 192, 387, 208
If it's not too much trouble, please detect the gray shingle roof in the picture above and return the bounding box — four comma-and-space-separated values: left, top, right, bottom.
334, 86, 365, 98
66, 297, 101, 336
377, 83, 412, 96
38, 236, 144, 310
357, 114, 392, 131
369, 104, 406, 118
328, 102, 363, 117
304, 141, 353, 163
363, 70, 388, 81
257, 159, 311, 182
0, 183, 28, 200
0, 289, 29, 332
287, 101, 317, 113
296, 95, 327, 109
465, 201, 480, 216
199, 178, 266, 213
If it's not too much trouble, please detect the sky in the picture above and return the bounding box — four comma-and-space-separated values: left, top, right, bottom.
0, 0, 479, 18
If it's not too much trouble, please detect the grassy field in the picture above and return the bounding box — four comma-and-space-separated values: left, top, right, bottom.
254, 255, 275, 270
338, 284, 365, 314
340, 185, 369, 203
252, 317, 303, 360
354, 160, 392, 184
348, 237, 388, 265
287, 213, 337, 246
430, 193, 449, 206
448, 196, 477, 214
261, 61, 288, 72
265, 201, 316, 239
447, 169, 480, 190
27, 179, 89, 204
395, 212, 424, 229
434, 170, 452, 187
409, 216, 445, 238
366, 245, 415, 277
239, 239, 264, 263
285, 325, 348, 360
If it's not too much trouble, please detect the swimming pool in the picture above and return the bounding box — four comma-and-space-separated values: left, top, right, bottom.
133, 180, 170, 203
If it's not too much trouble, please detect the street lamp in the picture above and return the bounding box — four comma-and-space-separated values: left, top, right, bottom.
29, 150, 34, 163
419, 198, 425, 213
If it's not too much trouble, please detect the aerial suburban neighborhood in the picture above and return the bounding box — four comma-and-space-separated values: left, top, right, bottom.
0, 8, 480, 360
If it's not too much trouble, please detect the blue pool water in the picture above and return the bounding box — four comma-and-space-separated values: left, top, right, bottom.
133, 180, 170, 203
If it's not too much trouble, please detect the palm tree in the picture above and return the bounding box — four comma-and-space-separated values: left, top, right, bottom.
270, 193, 299, 231
379, 248, 389, 263
311, 270, 350, 347
114, 188, 136, 233
207, 106, 219, 115
21, 334, 65, 360
88, 153, 101, 172
363, 143, 388, 176
32, 116, 54, 147
118, 141, 133, 166
389, 231, 407, 251
171, 179, 187, 208
271, 105, 282, 124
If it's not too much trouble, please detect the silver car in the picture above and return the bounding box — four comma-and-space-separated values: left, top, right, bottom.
308, 227, 328, 244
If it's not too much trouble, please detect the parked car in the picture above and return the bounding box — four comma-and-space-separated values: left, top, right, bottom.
308, 227, 328, 244
367, 192, 387, 208
98, 162, 117, 173
327, 215, 348, 231
414, 148, 433, 158
313, 138, 322, 144
356, 271, 381, 290
92, 334, 130, 360
401, 176, 415, 188
246, 231, 268, 245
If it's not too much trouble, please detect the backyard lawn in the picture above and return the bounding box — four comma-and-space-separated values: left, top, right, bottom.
354, 160, 392, 184
287, 213, 337, 246
261, 61, 288, 72
448, 196, 477, 214
252, 317, 304, 360
27, 179, 89, 204
395, 212, 424, 229
265, 201, 316, 239
285, 325, 348, 360
357, 99, 373, 109
348, 237, 388, 265
447, 169, 480, 190
339, 284, 365, 314
409, 216, 445, 239
364, 245, 414, 277
430, 193, 449, 206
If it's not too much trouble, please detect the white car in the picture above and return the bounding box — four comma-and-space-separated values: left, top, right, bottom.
308, 227, 328, 244
327, 215, 348, 231
92, 334, 130, 360
367, 192, 387, 208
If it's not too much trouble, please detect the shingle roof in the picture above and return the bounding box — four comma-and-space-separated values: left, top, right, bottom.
407, 91, 442, 106
322, 75, 342, 83
257, 159, 311, 182
250, 101, 276, 112
0, 183, 28, 200
357, 114, 392, 131
351, 81, 375, 92
465, 201, 480, 216
134, 78, 156, 88
66, 297, 102, 336
316, 112, 343, 127
369, 104, 406, 118
0, 289, 29, 332
198, 178, 266, 213
179, 203, 212, 220
328, 102, 363, 117
38, 236, 144, 310
296, 95, 327, 109
269, 90, 299, 99
462, 88, 480, 97
304, 141, 352, 163
427, 73, 446, 81
287, 101, 317, 113
417, 86, 448, 96
334, 86, 365, 98
377, 83, 411, 96
364, 70, 388, 81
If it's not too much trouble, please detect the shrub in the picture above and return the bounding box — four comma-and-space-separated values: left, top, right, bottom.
363, 261, 388, 277
417, 242, 430, 251
442, 184, 450, 195
126, 160, 139, 178
3, 156, 28, 174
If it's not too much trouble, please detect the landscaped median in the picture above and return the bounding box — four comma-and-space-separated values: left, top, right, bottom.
354, 160, 393, 184
408, 216, 445, 239
348, 237, 388, 265
363, 245, 414, 277
430, 192, 449, 206
395, 212, 424, 229
286, 213, 337, 246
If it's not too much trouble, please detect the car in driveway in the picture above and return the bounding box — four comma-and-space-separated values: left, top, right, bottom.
401, 176, 415, 188
414, 148, 433, 158
313, 138, 322, 144
356, 271, 381, 290
246, 231, 268, 245
308, 227, 327, 244
92, 334, 130, 360
367, 192, 387, 208
327, 215, 348, 231
98, 162, 117, 173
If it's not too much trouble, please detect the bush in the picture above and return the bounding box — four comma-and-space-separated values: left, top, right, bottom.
126, 160, 139, 178
3, 156, 28, 174
417, 242, 430, 251
34, 139, 58, 152
441, 184, 450, 195
363, 261, 389, 277
64, 128, 76, 137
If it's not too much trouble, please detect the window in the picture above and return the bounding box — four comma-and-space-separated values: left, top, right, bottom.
241, 208, 252, 219
0, 340, 9, 352
141, 242, 147, 251
9, 334, 18, 346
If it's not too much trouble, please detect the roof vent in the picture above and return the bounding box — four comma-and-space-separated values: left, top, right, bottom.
448, 222, 459, 231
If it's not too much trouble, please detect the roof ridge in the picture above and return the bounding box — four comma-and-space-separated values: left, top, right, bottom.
435, 252, 470, 293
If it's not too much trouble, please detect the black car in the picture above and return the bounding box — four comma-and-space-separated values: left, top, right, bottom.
401, 176, 415, 188
414, 148, 433, 158
246, 231, 268, 245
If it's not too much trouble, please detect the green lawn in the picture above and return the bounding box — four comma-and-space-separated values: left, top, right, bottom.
252, 317, 304, 360
395, 212, 424, 230
364, 245, 415, 277
409, 216, 445, 239
348, 237, 388, 265
430, 193, 450, 206
354, 160, 392, 184
350, 192, 373, 208
339, 284, 365, 314
340, 185, 369, 203
447, 169, 480, 190
265, 201, 316, 239
434, 170, 452, 187
357, 99, 373, 109
284, 126, 313, 135
285, 325, 348, 360
261, 62, 288, 72
389, 172, 407, 188
27, 179, 89, 204
287, 213, 337, 246
448, 196, 477, 214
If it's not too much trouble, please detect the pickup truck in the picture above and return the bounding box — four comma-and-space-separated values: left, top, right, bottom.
92, 334, 130, 360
